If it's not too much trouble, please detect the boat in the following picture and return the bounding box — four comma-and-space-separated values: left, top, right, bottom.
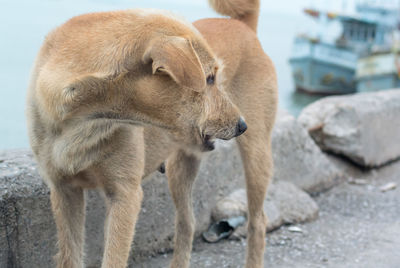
289, 0, 400, 95
356, 49, 400, 92
290, 34, 358, 94
355, 2, 400, 92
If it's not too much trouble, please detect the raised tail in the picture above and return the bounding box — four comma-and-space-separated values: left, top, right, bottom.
208, 0, 260, 32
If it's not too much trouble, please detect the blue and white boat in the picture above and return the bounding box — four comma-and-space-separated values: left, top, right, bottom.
289, 0, 400, 95
290, 35, 358, 94
356, 46, 400, 92
355, 2, 400, 92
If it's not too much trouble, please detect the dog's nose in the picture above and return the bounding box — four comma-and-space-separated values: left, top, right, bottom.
235, 117, 247, 137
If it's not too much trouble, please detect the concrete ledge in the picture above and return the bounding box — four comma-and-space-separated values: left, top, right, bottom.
0, 146, 244, 267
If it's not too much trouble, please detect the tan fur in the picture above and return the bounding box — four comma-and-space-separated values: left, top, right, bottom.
26, 1, 277, 267
208, 0, 261, 32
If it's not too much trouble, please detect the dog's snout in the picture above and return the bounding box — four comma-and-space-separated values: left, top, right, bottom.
235, 117, 247, 137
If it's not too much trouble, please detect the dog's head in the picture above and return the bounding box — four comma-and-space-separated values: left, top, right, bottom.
35, 11, 246, 152
137, 34, 246, 151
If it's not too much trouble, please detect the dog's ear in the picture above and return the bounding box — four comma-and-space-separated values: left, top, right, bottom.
142, 36, 206, 91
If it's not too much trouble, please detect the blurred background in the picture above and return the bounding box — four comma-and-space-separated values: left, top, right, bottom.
0, 0, 397, 149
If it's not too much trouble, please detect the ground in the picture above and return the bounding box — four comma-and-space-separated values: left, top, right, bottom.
132, 157, 400, 268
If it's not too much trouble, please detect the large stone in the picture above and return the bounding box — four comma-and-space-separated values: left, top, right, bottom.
0, 146, 244, 268
267, 181, 319, 224
272, 111, 344, 193
298, 89, 400, 167
211, 180, 319, 236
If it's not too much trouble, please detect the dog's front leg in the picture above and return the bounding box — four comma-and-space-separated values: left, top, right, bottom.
89, 128, 145, 268
50, 180, 85, 268
101, 178, 143, 268
166, 150, 201, 268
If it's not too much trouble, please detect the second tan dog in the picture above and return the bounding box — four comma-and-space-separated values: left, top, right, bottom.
26, 0, 277, 267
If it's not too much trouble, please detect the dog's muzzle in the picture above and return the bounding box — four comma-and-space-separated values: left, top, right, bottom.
203, 134, 215, 151
234, 117, 247, 137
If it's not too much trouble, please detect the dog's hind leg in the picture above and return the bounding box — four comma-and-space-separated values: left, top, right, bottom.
166, 150, 201, 268
237, 126, 273, 268
50, 181, 85, 268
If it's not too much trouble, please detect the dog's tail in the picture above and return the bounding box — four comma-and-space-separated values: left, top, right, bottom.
208, 0, 260, 32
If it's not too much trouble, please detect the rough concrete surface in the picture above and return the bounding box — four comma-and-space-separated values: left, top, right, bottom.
298, 89, 400, 167
272, 111, 344, 193
133, 157, 400, 268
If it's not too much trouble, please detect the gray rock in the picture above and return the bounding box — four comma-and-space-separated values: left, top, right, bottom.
210, 188, 247, 221
267, 181, 319, 224
0, 145, 244, 268
298, 89, 400, 167
211, 181, 319, 238
272, 111, 344, 193
263, 196, 283, 232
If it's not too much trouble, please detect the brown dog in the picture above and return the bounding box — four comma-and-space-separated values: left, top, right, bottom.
26, 0, 277, 267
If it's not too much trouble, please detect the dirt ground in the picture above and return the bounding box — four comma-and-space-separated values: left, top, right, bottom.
132, 157, 400, 268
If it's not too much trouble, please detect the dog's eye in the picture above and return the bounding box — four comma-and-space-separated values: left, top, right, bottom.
155, 67, 165, 74
206, 74, 215, 85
